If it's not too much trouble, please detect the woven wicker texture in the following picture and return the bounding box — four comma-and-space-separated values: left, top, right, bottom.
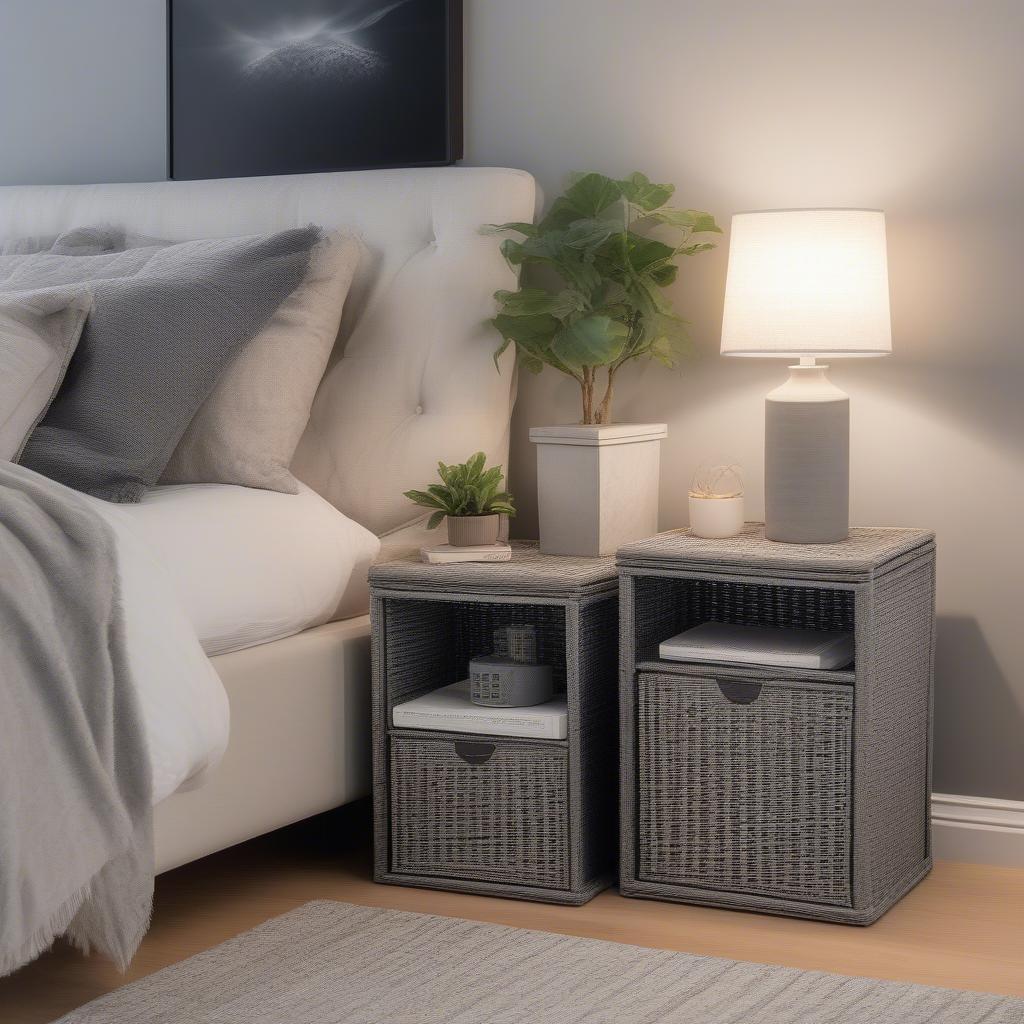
369, 541, 618, 597
618, 523, 933, 582
618, 527, 936, 924
638, 673, 853, 905
856, 557, 934, 908
371, 553, 619, 904
390, 734, 570, 888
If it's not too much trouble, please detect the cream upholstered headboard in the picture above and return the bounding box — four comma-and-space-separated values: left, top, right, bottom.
0, 167, 536, 536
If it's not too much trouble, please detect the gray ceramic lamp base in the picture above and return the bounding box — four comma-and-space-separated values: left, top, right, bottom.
764, 366, 850, 544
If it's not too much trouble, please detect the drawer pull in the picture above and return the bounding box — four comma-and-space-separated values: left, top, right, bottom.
454, 741, 496, 765
717, 680, 763, 704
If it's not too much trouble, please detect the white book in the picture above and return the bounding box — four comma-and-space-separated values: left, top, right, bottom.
658, 622, 854, 671
420, 543, 512, 564
392, 680, 567, 739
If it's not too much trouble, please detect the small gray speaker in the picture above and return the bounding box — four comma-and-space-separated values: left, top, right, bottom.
469, 625, 554, 707
765, 393, 849, 544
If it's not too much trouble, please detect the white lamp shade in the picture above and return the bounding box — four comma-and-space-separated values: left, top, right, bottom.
720, 209, 892, 358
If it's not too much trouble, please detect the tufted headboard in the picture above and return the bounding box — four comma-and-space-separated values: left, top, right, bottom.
0, 167, 536, 536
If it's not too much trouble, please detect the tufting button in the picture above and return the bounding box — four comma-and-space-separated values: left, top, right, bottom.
415, 405, 423, 415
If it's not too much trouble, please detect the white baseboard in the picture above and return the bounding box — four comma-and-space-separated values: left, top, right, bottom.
932, 793, 1024, 868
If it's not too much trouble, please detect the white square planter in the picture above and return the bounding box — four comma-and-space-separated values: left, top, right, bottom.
530, 424, 668, 557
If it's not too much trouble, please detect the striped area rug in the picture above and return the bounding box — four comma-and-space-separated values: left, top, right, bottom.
58, 901, 1024, 1023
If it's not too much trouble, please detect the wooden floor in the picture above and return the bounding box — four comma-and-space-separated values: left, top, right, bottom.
3, 801, 1024, 1023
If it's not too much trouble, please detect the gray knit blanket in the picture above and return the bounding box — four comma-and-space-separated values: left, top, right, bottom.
0, 461, 152, 976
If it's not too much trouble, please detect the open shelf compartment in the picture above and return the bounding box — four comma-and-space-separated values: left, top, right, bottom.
381, 597, 567, 721
630, 574, 856, 676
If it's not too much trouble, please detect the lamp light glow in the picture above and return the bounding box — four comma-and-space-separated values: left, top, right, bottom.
720, 209, 892, 359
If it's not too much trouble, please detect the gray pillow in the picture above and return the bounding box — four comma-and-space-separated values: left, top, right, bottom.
3, 227, 324, 502
161, 230, 361, 493
0, 224, 167, 257
0, 288, 92, 461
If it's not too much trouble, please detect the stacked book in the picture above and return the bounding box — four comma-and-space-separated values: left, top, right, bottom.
420, 543, 512, 564
658, 622, 854, 671
392, 680, 567, 739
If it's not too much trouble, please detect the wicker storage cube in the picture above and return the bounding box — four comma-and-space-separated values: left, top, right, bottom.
390, 733, 570, 888
638, 672, 853, 905
618, 525, 936, 925
370, 543, 619, 905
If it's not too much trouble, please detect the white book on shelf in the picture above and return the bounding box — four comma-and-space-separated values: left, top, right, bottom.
420, 543, 512, 564
658, 622, 854, 671
392, 680, 567, 739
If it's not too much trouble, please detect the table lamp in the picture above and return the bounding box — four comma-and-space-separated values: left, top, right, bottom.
720, 209, 892, 543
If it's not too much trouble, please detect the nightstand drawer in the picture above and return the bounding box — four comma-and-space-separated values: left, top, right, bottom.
389, 734, 570, 890
637, 672, 854, 907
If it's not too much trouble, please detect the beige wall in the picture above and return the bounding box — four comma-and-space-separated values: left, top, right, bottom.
463, 0, 1024, 799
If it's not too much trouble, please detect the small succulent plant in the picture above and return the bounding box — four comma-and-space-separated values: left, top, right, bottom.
403, 452, 516, 530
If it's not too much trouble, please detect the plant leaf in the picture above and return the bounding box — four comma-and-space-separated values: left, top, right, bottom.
562, 172, 622, 218
483, 221, 538, 237
537, 196, 583, 233
493, 310, 559, 344
560, 218, 619, 253
500, 237, 526, 265
404, 489, 449, 512
618, 171, 675, 212
644, 207, 722, 233
551, 315, 629, 370
426, 486, 457, 512
625, 234, 676, 276
650, 263, 678, 287
494, 287, 583, 319
648, 314, 691, 366
492, 332, 513, 370
427, 510, 446, 530
676, 242, 717, 257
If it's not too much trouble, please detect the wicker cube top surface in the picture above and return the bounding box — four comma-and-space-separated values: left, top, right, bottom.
618, 524, 934, 582
369, 542, 618, 599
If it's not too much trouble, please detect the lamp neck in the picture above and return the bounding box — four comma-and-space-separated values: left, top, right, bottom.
767, 360, 848, 403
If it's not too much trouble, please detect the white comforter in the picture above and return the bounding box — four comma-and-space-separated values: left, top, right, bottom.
82, 494, 230, 803
78, 479, 381, 804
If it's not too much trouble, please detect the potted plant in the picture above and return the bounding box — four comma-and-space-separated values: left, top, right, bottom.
403, 452, 516, 547
488, 171, 720, 556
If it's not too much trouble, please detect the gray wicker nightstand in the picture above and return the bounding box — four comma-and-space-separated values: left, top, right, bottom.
369, 543, 619, 905
617, 524, 936, 925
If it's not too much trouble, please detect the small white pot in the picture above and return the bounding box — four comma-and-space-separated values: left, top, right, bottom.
688, 494, 745, 539
530, 423, 668, 556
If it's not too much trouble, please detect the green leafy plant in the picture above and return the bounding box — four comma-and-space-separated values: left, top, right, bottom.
488, 171, 720, 425
403, 452, 516, 530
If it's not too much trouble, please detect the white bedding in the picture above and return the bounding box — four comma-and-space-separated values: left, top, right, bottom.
81, 494, 229, 804
110, 482, 381, 657
82, 481, 380, 804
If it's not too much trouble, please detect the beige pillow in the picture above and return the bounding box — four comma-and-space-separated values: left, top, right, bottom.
0, 289, 92, 462
162, 231, 361, 493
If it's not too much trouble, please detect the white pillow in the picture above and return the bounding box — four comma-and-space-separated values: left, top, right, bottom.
161, 230, 361, 493
0, 289, 92, 461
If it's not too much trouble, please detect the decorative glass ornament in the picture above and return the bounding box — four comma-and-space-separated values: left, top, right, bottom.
688, 459, 745, 539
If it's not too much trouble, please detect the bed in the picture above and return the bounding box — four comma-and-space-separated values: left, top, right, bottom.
0, 166, 536, 874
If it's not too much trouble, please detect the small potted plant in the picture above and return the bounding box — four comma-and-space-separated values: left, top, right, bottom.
488, 171, 720, 556
403, 452, 516, 547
